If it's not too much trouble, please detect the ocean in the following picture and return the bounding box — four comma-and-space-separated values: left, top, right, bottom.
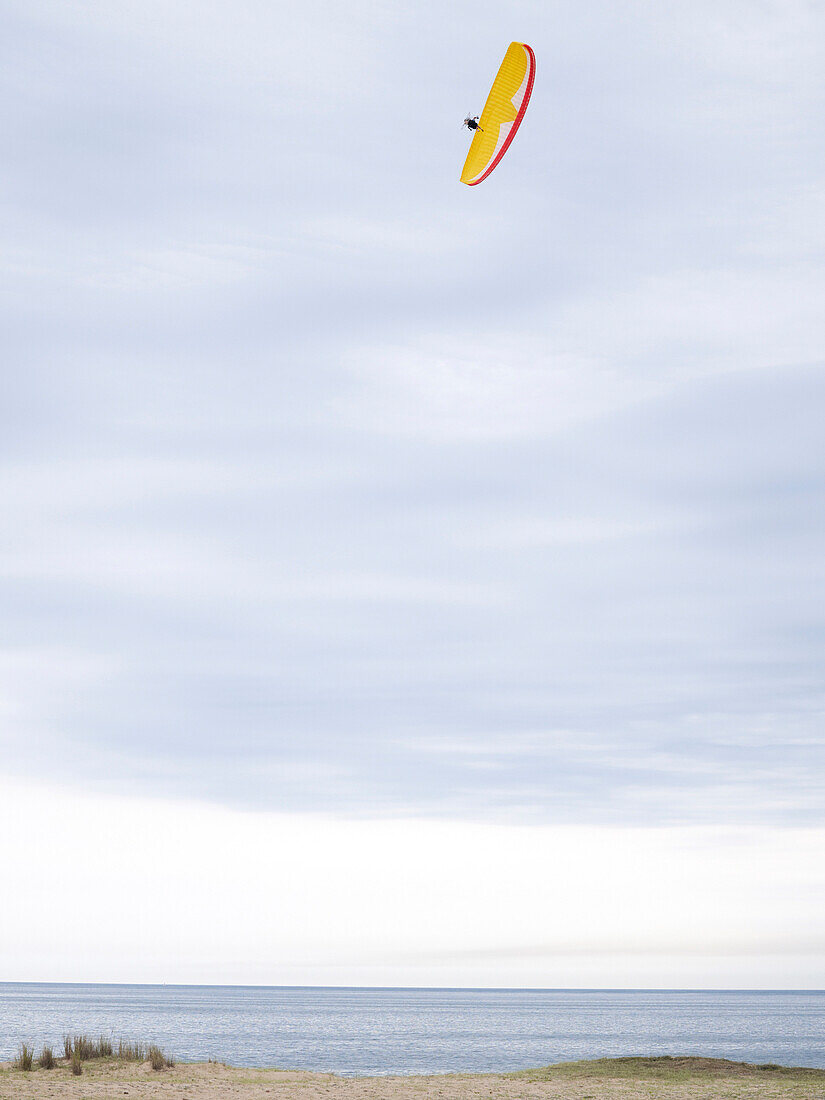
1, 985, 823, 1074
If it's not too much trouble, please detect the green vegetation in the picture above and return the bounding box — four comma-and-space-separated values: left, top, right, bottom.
68, 1034, 108, 1060
513, 1055, 825, 1083
37, 1045, 55, 1069
12, 1043, 33, 1071
148, 1044, 174, 1071
6, 1033, 173, 1074
117, 1039, 147, 1061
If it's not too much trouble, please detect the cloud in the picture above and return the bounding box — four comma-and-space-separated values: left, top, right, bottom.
0, 0, 824, 829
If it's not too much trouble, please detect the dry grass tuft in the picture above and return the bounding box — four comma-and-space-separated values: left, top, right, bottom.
148, 1044, 173, 1071
38, 1044, 56, 1069
70, 1035, 90, 1060
117, 1039, 147, 1061
12, 1042, 34, 1071
61, 1033, 118, 1060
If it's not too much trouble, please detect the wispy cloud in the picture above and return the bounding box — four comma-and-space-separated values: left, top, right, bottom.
1, 0, 824, 828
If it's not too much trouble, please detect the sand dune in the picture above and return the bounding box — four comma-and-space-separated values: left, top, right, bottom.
2, 1057, 825, 1100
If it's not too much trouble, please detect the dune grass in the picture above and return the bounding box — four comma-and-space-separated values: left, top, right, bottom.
6, 1034, 173, 1074
65, 1035, 112, 1061
37, 1046, 55, 1070
117, 1039, 147, 1062
11, 1044, 33, 1072
148, 1044, 174, 1071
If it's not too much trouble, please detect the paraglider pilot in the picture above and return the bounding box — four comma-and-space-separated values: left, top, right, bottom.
464, 115, 481, 130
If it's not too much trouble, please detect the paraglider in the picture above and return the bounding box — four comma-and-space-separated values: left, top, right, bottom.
461, 42, 535, 186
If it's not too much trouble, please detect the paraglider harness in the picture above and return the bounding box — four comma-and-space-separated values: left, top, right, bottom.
464, 115, 481, 131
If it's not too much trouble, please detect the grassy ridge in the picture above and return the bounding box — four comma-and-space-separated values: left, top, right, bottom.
514, 1055, 825, 1082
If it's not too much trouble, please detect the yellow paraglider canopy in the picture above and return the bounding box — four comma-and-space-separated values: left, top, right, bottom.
461, 42, 535, 186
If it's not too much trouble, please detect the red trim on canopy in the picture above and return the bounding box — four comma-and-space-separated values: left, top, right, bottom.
467, 44, 536, 186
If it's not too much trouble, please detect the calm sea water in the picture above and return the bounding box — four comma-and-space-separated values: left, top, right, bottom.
1, 985, 823, 1074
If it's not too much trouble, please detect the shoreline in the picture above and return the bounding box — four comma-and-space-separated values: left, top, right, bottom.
3, 1057, 825, 1099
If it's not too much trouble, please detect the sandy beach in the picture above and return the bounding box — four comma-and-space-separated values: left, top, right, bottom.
2, 1058, 825, 1100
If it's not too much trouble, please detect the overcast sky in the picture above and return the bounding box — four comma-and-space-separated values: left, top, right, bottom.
1, 0, 824, 985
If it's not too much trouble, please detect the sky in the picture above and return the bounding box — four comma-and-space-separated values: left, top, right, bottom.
1, 0, 824, 986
